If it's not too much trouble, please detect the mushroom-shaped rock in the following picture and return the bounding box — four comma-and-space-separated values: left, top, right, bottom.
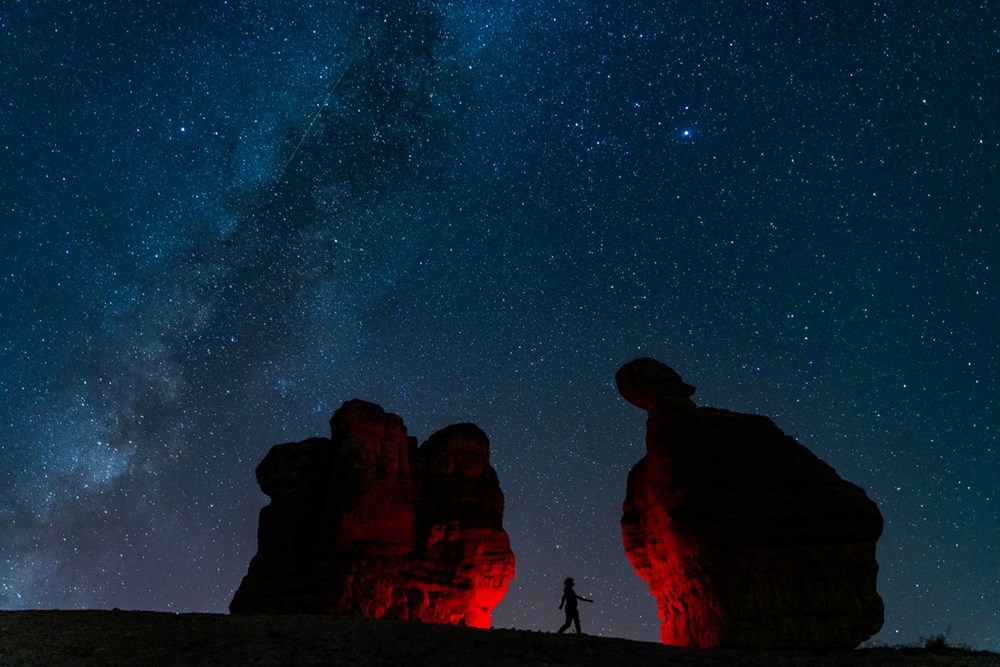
616, 357, 696, 414
230, 399, 515, 628
618, 359, 884, 649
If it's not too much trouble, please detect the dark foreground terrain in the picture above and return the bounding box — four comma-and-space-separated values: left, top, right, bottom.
0, 610, 997, 667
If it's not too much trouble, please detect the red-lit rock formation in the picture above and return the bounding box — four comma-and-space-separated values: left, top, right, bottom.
230, 399, 515, 628
618, 358, 884, 649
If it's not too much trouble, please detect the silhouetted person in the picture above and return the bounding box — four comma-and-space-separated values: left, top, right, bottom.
557, 577, 592, 634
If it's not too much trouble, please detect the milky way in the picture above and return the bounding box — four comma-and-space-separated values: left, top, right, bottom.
1, 0, 996, 649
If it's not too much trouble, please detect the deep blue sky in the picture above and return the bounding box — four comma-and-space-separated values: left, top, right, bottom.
1, 0, 996, 650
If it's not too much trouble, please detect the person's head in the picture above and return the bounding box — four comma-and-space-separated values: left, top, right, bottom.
564, 577, 574, 587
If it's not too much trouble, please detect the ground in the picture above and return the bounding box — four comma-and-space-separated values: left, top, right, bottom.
0, 611, 997, 667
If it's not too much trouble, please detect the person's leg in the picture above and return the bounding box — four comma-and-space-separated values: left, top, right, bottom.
558, 612, 572, 633
573, 609, 581, 634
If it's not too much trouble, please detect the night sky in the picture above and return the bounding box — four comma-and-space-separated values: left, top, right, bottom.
2, 0, 996, 651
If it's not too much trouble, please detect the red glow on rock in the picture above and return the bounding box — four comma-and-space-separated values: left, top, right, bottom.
623, 460, 724, 648
617, 358, 885, 649
230, 401, 515, 628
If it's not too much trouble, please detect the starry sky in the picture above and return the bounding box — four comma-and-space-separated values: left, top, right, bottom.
1, 0, 996, 651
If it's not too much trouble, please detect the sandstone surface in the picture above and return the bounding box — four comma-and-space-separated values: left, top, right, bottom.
618, 358, 884, 649
230, 399, 515, 628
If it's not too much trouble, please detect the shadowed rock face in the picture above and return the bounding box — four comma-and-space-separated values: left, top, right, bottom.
618, 358, 884, 649
230, 399, 515, 628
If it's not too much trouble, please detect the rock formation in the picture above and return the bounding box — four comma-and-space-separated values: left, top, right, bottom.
230, 399, 515, 628
618, 358, 884, 649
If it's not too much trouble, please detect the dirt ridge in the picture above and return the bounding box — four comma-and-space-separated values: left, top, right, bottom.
1, 610, 997, 666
